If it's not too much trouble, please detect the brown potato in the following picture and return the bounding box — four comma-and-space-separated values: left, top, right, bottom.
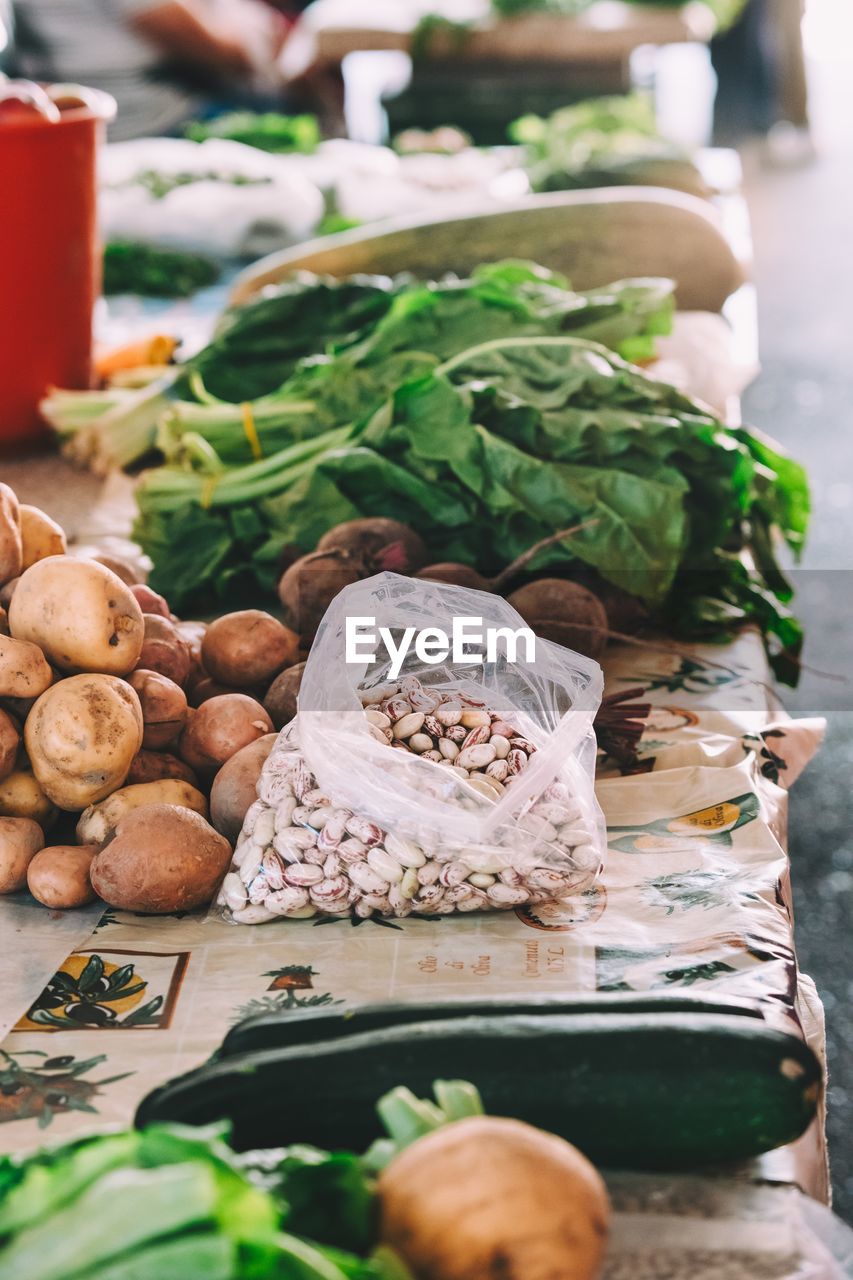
130, 583, 171, 618
179, 694, 273, 777
0, 708, 19, 782
136, 614, 191, 688
0, 605, 8, 637
27, 844, 97, 909
0, 484, 22, 586
188, 675, 244, 707
127, 669, 188, 749
0, 816, 44, 893
127, 749, 200, 788
70, 547, 144, 586
0, 577, 19, 611
0, 633, 53, 700
1, 694, 39, 722
174, 619, 207, 663
76, 779, 208, 846
378, 1115, 609, 1280
263, 661, 305, 730
202, 611, 298, 688
25, 674, 143, 810
90, 803, 232, 912
9, 557, 144, 676
210, 733, 277, 841
0, 768, 57, 827
19, 505, 67, 570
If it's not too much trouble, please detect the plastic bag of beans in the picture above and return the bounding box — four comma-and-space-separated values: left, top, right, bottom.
217, 572, 605, 923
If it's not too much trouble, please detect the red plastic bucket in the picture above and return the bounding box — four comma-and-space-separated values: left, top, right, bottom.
0, 85, 116, 450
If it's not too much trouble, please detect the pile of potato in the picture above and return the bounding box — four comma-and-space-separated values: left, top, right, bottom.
0, 483, 303, 916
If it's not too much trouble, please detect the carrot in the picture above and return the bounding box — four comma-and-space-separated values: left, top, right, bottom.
94, 335, 179, 380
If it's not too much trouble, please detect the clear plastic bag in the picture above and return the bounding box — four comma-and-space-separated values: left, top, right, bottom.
217, 572, 606, 923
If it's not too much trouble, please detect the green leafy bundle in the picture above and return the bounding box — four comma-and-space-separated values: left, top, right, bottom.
103, 242, 221, 299
135, 334, 808, 677
186, 260, 674, 405
509, 95, 707, 196
184, 112, 321, 154
45, 262, 674, 471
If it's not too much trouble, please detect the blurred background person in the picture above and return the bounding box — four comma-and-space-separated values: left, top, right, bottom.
9, 0, 293, 139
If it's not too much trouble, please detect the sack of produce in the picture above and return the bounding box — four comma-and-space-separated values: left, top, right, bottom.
216, 573, 605, 923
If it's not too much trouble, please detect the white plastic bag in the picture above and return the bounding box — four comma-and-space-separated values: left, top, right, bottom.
218, 573, 606, 923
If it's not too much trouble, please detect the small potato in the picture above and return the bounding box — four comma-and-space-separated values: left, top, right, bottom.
210, 733, 277, 841
9, 557, 144, 676
27, 844, 97, 909
378, 1115, 610, 1280
0, 768, 57, 828
0, 816, 44, 893
0, 633, 53, 700
174, 620, 207, 662
25, 674, 143, 810
19, 505, 67, 570
0, 577, 19, 611
127, 669, 188, 749
0, 606, 8, 637
188, 675, 244, 707
263, 661, 305, 730
130, 583, 170, 618
1, 693, 40, 722
202, 611, 298, 689
90, 803, 232, 912
70, 547, 144, 586
179, 694, 273, 777
127, 749, 199, 788
0, 708, 19, 782
0, 484, 22, 586
76, 779, 209, 846
136, 615, 191, 688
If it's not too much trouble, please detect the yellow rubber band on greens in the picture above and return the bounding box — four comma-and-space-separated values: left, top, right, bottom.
200, 474, 220, 509
241, 401, 263, 461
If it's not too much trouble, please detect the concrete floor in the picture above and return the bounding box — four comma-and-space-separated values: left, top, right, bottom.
738, 50, 853, 1218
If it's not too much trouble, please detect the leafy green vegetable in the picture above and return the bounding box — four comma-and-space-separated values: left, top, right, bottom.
114, 170, 271, 201
103, 242, 220, 298
509, 94, 706, 195
0, 1132, 138, 1236
318, 214, 364, 238
0, 1120, 398, 1280
48, 262, 673, 470
186, 276, 403, 404
257, 1147, 374, 1255
185, 112, 321, 154
134, 333, 806, 677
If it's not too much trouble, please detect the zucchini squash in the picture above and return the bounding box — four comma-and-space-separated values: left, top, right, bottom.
222, 993, 763, 1059
137, 1011, 821, 1170
230, 188, 744, 314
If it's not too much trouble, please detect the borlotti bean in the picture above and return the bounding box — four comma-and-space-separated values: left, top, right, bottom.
217, 678, 602, 924
216, 573, 607, 923
363, 685, 540, 798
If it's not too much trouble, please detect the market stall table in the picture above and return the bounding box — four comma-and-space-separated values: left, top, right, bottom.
281, 0, 722, 138
0, 152, 838, 1270
0, 626, 827, 1195
281, 0, 719, 71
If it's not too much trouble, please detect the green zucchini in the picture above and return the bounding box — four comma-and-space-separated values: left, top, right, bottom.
137, 1012, 821, 1170
222, 993, 762, 1059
